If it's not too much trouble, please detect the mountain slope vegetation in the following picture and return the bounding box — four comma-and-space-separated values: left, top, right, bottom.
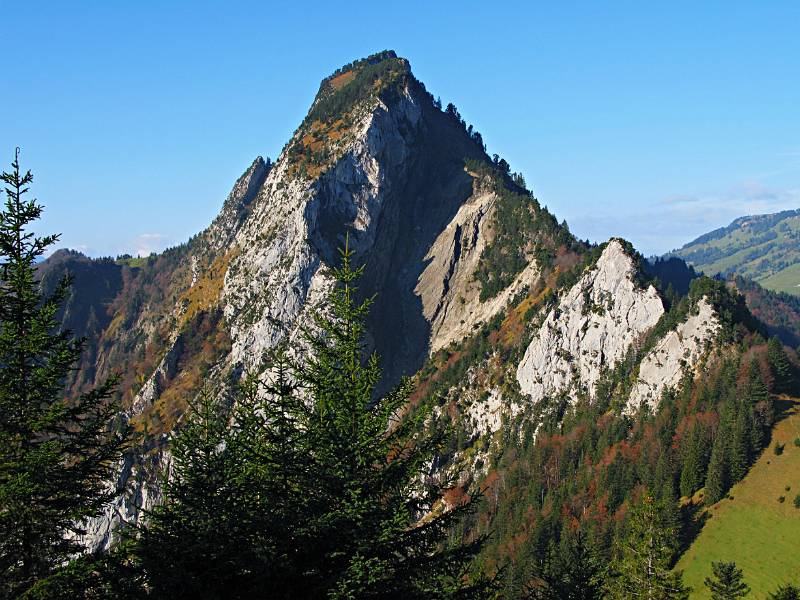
27, 51, 800, 596
406, 258, 800, 596
673, 209, 800, 296
676, 399, 800, 597
730, 275, 800, 349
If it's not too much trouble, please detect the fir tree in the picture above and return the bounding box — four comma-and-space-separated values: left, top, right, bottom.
746, 359, 769, 452
226, 348, 313, 596
134, 239, 492, 598
524, 541, 560, 600
728, 403, 751, 484
767, 337, 793, 393
703, 561, 750, 599
705, 425, 729, 505
768, 584, 800, 600
653, 453, 675, 502
680, 423, 707, 498
16, 549, 142, 600
134, 389, 262, 599
525, 529, 605, 600
556, 528, 606, 600
608, 490, 690, 600
655, 465, 681, 539
294, 239, 491, 598
0, 151, 128, 597
135, 349, 314, 599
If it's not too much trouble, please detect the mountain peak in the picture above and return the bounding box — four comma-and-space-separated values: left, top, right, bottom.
306, 50, 411, 126
284, 51, 416, 180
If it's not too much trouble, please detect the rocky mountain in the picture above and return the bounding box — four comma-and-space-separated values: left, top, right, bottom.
671, 208, 800, 296
41, 51, 799, 592
516, 240, 664, 409
41, 50, 578, 549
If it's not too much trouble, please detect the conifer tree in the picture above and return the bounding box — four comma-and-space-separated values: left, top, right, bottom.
703, 561, 750, 599
608, 490, 690, 600
525, 544, 561, 600
227, 348, 312, 595
134, 389, 258, 598
0, 151, 128, 597
728, 404, 751, 484
768, 584, 800, 600
525, 529, 604, 600
746, 359, 769, 452
679, 424, 707, 498
653, 453, 675, 502
134, 351, 313, 599
705, 425, 729, 505
655, 465, 681, 538
767, 337, 793, 393
133, 239, 491, 598
294, 239, 491, 598
556, 528, 606, 600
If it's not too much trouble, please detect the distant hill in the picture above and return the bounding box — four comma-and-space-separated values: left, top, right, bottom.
671, 209, 800, 296
645, 257, 800, 349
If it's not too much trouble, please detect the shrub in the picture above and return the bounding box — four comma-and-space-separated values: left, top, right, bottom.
774, 443, 785, 456
794, 437, 800, 447
778, 496, 786, 503
794, 494, 800, 509
768, 583, 800, 600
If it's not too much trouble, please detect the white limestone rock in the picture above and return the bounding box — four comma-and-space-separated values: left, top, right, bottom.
416, 191, 541, 353
222, 82, 422, 371
627, 297, 720, 410
516, 239, 664, 405
81, 81, 430, 549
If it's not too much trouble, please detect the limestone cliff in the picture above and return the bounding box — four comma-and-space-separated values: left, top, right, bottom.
63, 51, 568, 549
46, 52, 768, 556
627, 297, 720, 409
516, 239, 664, 405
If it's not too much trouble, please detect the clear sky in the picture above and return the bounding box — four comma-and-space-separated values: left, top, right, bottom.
3, 1, 799, 257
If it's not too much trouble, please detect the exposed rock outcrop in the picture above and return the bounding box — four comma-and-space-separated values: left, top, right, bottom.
627, 297, 720, 410
205, 156, 271, 252
75, 53, 552, 549
416, 188, 542, 353
516, 240, 664, 405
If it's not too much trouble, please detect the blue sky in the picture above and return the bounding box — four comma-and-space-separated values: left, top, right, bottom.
2, 1, 799, 257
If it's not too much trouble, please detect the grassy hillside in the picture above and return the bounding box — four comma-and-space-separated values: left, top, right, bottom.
676, 398, 800, 597
672, 209, 800, 296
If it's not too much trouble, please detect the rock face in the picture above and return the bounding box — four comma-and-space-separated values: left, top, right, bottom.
627, 297, 720, 409
206, 156, 271, 252
76, 451, 167, 551
217, 65, 509, 388
516, 240, 664, 404
70, 52, 561, 550
415, 188, 542, 354
55, 53, 746, 555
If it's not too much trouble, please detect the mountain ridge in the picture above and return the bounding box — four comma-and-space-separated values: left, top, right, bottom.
42, 50, 582, 549
38, 51, 800, 594
671, 207, 800, 296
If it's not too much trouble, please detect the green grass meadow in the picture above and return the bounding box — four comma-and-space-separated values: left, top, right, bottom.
676, 399, 800, 597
